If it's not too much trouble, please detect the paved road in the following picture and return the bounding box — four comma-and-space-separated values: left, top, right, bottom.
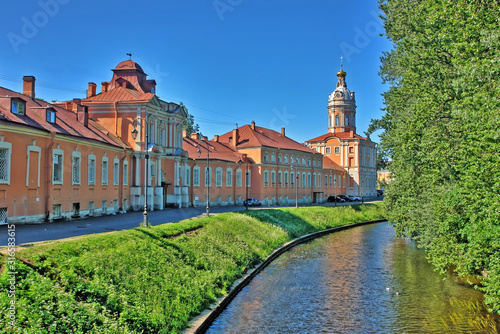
0, 199, 381, 247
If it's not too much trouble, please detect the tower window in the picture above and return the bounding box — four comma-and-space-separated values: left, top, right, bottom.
335, 115, 340, 126
346, 115, 350, 126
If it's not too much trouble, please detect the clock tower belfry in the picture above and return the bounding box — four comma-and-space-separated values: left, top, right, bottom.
328, 58, 356, 134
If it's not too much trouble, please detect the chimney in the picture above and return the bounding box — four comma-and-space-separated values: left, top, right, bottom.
190, 133, 200, 140
23, 76, 36, 98
77, 104, 88, 127
350, 130, 354, 138
202, 136, 208, 141
72, 98, 81, 112
182, 129, 187, 138
87, 82, 97, 98
101, 81, 109, 93
251, 121, 255, 131
214, 135, 219, 142
232, 128, 239, 147
281, 127, 285, 137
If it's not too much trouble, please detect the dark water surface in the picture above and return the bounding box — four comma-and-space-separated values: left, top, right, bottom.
206, 222, 500, 333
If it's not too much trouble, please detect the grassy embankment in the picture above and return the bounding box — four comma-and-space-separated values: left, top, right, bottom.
0, 203, 384, 333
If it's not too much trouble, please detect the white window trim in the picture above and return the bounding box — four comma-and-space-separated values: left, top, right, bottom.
88, 154, 96, 186
185, 166, 191, 186
113, 157, 120, 186
236, 168, 242, 187
26, 141, 41, 187
72, 150, 82, 185
193, 166, 200, 187
0, 138, 12, 185
52, 148, 64, 185
216, 167, 223, 187
226, 167, 233, 187
101, 155, 109, 186
123, 160, 129, 186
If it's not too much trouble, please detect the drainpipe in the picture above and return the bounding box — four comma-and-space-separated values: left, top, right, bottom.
45, 132, 56, 221
114, 101, 119, 137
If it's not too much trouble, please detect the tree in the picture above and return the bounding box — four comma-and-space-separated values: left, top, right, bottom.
180, 102, 200, 136
370, 0, 500, 313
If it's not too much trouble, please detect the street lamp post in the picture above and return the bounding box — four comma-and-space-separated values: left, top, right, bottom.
197, 141, 210, 217
131, 114, 160, 227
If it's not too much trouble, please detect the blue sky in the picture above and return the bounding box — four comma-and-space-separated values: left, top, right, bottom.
0, 0, 391, 143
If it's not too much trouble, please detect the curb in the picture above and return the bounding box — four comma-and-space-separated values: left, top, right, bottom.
192, 218, 388, 334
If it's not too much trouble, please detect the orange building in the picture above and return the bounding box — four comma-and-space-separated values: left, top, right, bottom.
0, 77, 131, 224
183, 122, 347, 206
306, 63, 377, 197
0, 59, 352, 225
74, 60, 189, 210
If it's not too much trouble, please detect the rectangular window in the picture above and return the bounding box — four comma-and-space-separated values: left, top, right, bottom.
113, 162, 119, 185
291, 172, 295, 185
216, 169, 222, 187
72, 156, 81, 185
88, 159, 96, 185
53, 154, 63, 183
193, 167, 200, 187
205, 167, 212, 186
284, 172, 288, 185
46, 109, 56, 123
0, 149, 8, 182
123, 163, 129, 186
326, 147, 331, 155
271, 171, 276, 185
185, 167, 191, 186
236, 169, 242, 187
264, 170, 269, 185
278, 171, 282, 185
226, 168, 232, 187
53, 204, 62, 218
102, 160, 108, 185
11, 100, 25, 115
0, 208, 7, 225
302, 173, 306, 188
335, 147, 340, 154
89, 202, 95, 215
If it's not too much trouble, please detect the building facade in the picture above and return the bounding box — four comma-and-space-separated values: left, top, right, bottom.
0, 59, 364, 225
0, 77, 131, 224
183, 122, 347, 207
306, 64, 377, 197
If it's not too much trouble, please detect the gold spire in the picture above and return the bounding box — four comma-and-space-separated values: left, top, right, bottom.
337, 56, 346, 77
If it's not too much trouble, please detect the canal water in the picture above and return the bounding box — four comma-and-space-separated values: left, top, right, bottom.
206, 222, 500, 333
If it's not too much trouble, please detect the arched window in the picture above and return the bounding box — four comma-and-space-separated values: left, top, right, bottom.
346, 115, 350, 126
335, 115, 340, 126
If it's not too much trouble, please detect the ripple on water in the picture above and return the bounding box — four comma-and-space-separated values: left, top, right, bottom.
206, 222, 500, 334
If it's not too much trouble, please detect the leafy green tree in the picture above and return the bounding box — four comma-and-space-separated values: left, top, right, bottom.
370, 0, 500, 313
180, 102, 200, 136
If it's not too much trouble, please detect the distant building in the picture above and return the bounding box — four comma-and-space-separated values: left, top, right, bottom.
183, 122, 347, 206
306, 62, 377, 197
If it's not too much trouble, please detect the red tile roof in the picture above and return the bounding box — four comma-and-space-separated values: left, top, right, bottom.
219, 124, 321, 155
83, 86, 154, 103
0, 86, 128, 149
307, 131, 366, 143
183, 137, 244, 163
322, 156, 345, 172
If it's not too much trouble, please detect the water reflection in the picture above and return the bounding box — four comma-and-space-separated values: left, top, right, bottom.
206, 222, 500, 333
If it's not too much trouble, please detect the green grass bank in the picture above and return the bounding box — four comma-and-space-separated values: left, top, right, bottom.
0, 203, 384, 333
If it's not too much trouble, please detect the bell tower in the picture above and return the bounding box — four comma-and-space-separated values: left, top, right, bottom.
328, 57, 356, 134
